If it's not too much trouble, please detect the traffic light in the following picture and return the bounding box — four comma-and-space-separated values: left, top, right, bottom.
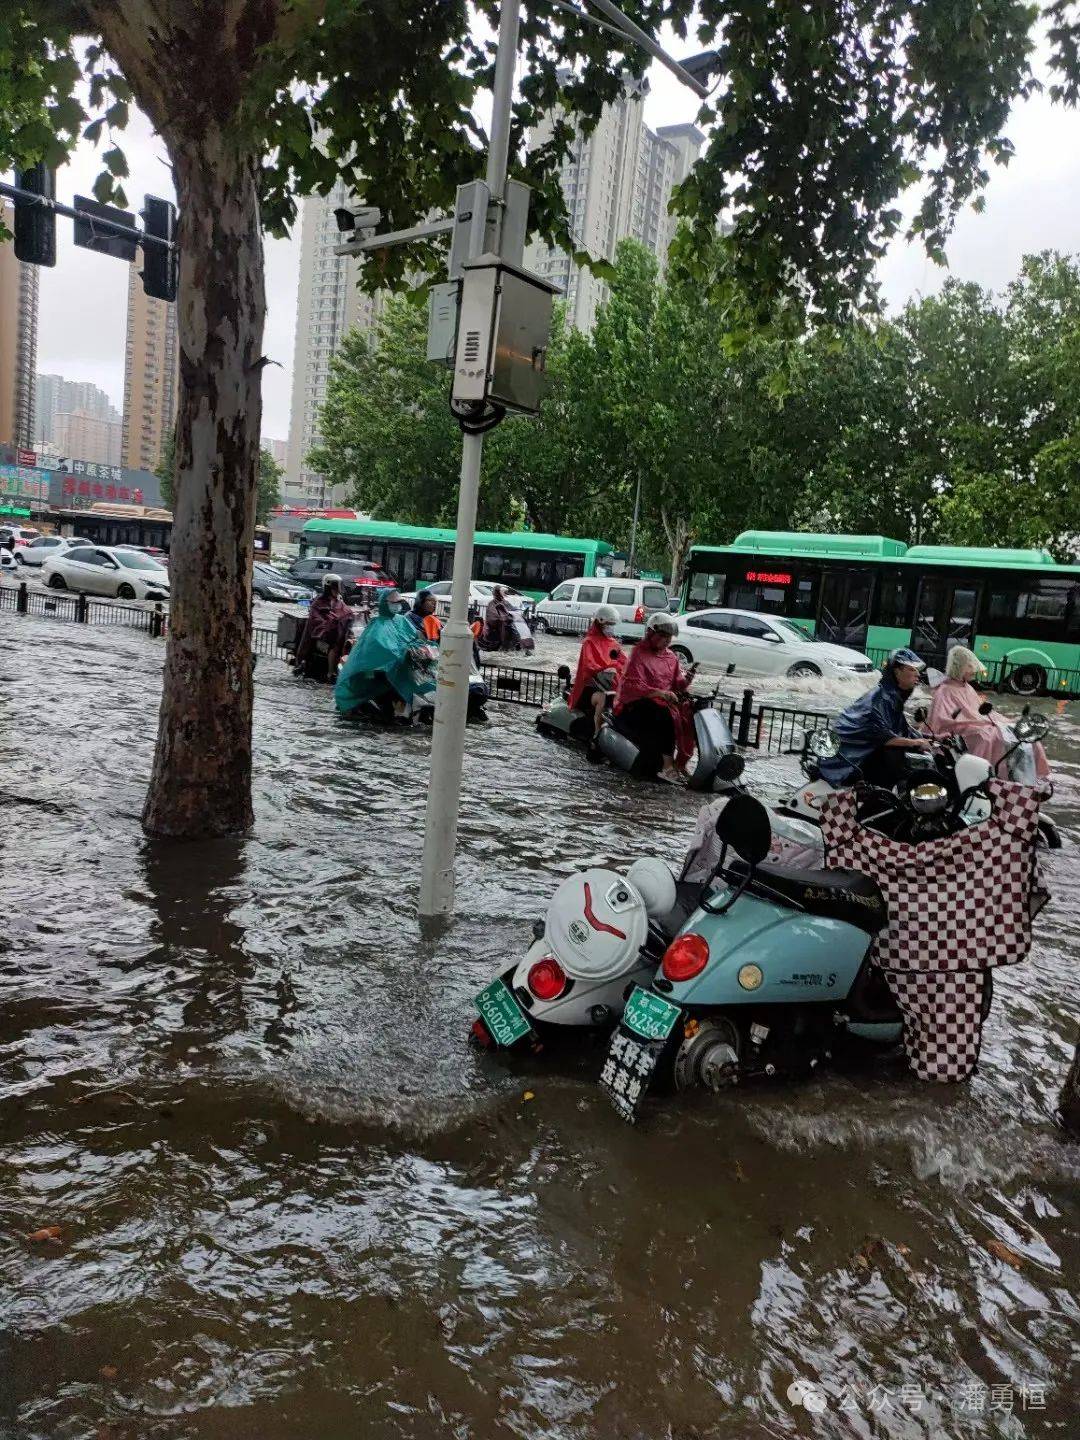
141, 195, 177, 302
13, 163, 56, 266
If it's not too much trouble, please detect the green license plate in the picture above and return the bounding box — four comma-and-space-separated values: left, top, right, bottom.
475, 977, 533, 1047
622, 986, 681, 1042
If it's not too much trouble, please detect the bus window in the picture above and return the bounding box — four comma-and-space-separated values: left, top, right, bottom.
419, 549, 441, 581
727, 582, 786, 614
792, 576, 816, 618
986, 578, 1080, 639
873, 575, 914, 629
687, 571, 725, 609
479, 550, 502, 579
553, 556, 581, 583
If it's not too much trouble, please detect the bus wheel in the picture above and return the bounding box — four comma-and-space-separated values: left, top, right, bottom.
1008, 664, 1045, 697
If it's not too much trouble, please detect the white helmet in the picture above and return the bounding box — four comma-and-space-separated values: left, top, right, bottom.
626, 857, 677, 919
595, 604, 620, 625
646, 611, 677, 636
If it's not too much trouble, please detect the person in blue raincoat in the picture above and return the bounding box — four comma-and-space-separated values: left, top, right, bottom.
817, 648, 933, 787
334, 588, 437, 717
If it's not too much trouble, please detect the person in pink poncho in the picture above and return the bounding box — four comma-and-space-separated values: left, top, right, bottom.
614, 612, 696, 781
927, 645, 1050, 778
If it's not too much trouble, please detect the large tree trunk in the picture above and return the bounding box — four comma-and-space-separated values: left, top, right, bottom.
1061, 1029, 1080, 1136
141, 135, 264, 837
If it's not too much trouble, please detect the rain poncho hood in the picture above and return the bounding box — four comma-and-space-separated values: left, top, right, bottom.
334, 588, 436, 713
569, 621, 625, 710
817, 671, 916, 785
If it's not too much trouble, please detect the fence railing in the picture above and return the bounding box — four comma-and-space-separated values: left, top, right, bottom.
479, 662, 564, 708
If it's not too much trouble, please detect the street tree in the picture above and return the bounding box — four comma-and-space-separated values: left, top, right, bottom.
159, 430, 282, 527
0, 1, 1058, 837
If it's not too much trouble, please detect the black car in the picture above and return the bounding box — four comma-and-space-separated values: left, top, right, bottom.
288, 555, 394, 602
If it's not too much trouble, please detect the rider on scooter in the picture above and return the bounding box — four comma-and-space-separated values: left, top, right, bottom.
569, 604, 626, 743
817, 647, 932, 788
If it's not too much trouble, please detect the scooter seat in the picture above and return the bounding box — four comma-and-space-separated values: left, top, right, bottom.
728, 860, 887, 936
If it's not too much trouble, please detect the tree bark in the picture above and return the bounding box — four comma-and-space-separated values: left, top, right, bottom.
87, 2, 277, 839
1061, 1028, 1080, 1136
142, 135, 264, 837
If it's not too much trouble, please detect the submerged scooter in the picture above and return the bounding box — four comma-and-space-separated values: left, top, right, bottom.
537, 665, 742, 792
597, 792, 906, 1121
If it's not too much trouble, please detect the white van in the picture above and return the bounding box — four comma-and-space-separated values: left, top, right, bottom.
535, 577, 671, 634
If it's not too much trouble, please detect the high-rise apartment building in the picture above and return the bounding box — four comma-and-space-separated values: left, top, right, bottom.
121, 260, 179, 472
525, 80, 704, 332
36, 373, 118, 446
0, 203, 41, 447
52, 408, 123, 467
284, 181, 383, 506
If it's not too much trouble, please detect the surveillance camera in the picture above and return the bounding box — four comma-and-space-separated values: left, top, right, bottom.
678, 49, 721, 84
334, 208, 356, 233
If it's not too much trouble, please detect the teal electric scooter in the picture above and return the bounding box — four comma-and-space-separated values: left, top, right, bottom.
599, 792, 907, 1122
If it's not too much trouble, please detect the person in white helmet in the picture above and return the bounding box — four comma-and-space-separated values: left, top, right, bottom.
614, 611, 696, 781
568, 604, 626, 740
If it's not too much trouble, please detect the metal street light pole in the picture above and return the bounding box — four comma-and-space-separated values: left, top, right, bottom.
418, 0, 522, 921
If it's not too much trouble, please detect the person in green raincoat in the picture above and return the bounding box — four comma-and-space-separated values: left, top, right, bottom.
334, 588, 437, 717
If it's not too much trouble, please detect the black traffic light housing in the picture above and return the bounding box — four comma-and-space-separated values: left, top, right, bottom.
141, 195, 177, 302
13, 163, 56, 266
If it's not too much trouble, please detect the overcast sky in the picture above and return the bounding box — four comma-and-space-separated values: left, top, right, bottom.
23, 35, 1080, 444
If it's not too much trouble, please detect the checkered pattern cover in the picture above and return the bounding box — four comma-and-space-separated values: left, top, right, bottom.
883, 970, 988, 1081
819, 780, 1043, 973
819, 780, 1045, 1082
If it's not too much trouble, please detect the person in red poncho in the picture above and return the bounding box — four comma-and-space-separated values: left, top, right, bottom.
569, 604, 626, 741
614, 611, 696, 782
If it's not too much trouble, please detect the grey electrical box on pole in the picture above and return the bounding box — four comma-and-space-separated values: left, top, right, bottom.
451, 255, 558, 414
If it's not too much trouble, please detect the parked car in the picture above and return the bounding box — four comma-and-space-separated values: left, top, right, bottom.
44, 545, 171, 601
670, 608, 877, 679
534, 576, 670, 634
288, 555, 394, 602
15, 534, 92, 567
253, 562, 310, 602
0, 524, 41, 552
399, 579, 534, 619
114, 544, 167, 559
0, 547, 16, 571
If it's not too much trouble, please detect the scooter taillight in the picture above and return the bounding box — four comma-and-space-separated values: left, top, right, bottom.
662, 933, 710, 983
528, 956, 567, 1001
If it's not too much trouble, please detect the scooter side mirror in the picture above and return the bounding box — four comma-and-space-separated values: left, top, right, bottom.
557, 664, 572, 682
978, 701, 993, 716
714, 791, 772, 868
913, 706, 928, 724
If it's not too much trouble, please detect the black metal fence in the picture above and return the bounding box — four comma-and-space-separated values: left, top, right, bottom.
1, 580, 166, 634
479, 662, 564, 708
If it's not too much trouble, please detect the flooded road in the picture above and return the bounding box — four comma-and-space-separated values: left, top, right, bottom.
1, 613, 1078, 1439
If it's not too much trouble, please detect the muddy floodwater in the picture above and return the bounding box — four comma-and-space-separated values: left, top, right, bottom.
1, 614, 1078, 1439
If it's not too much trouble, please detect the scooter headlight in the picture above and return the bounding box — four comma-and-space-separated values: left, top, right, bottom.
910, 781, 948, 815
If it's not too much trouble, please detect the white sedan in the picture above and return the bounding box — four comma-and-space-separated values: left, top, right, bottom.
44, 545, 171, 601
15, 534, 93, 567
400, 580, 533, 615
671, 608, 877, 679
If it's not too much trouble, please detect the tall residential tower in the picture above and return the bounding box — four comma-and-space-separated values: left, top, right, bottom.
284, 181, 382, 507
0, 202, 40, 447
524, 80, 704, 332
120, 261, 179, 472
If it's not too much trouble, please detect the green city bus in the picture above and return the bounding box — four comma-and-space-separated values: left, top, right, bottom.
299, 518, 614, 599
682, 531, 1080, 696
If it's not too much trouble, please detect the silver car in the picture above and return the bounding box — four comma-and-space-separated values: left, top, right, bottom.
45, 545, 171, 601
